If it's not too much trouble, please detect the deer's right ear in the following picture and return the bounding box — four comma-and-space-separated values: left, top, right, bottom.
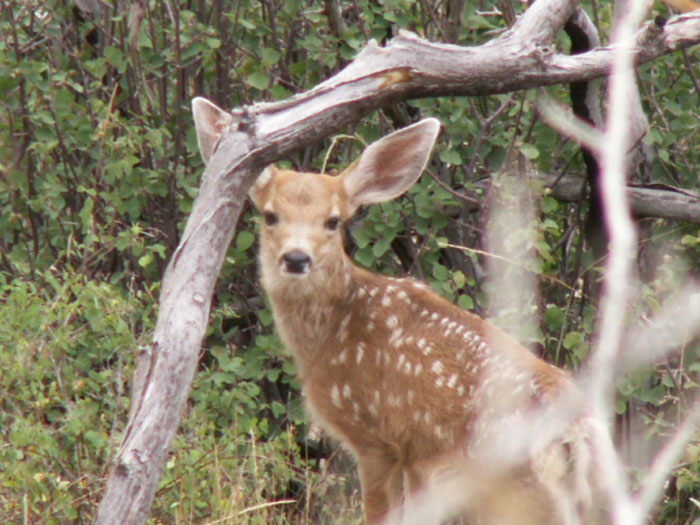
248, 166, 277, 210
192, 97, 234, 164
342, 118, 440, 211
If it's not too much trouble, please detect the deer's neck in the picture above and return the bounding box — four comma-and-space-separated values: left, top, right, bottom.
266, 255, 358, 358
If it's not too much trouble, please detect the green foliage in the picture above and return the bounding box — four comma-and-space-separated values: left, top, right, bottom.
1, 0, 700, 523
0, 273, 147, 522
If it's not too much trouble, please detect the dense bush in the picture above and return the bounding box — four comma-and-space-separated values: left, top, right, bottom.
1, 0, 698, 522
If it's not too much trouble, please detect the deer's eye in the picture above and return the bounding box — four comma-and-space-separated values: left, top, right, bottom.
325, 217, 341, 231
263, 211, 279, 226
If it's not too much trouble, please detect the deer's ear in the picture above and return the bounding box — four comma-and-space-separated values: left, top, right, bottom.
249, 166, 277, 210
341, 118, 440, 211
192, 97, 234, 164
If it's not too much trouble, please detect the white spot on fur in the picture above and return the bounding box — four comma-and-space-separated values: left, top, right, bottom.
386, 315, 399, 329
356, 343, 365, 365
358, 287, 367, 298
403, 361, 412, 375
407, 390, 415, 404
388, 394, 402, 408
343, 383, 352, 399
414, 363, 423, 375
331, 384, 342, 408
435, 376, 445, 387
423, 411, 432, 424
430, 312, 440, 321
447, 374, 458, 388
432, 360, 444, 375
338, 315, 351, 342
397, 354, 406, 370
382, 294, 392, 307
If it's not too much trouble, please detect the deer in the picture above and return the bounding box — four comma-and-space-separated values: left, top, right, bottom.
192, 97, 601, 525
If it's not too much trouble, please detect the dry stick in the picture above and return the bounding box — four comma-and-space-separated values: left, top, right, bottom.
591, 1, 649, 524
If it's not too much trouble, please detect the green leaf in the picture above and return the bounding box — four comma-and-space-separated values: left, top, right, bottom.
541, 196, 559, 213
544, 305, 565, 330
79, 197, 94, 231
206, 38, 222, 49
138, 253, 154, 268
562, 331, 583, 350
354, 247, 374, 268
236, 231, 256, 251
519, 143, 540, 160
432, 263, 448, 281
439, 149, 463, 166
261, 48, 281, 66
458, 294, 474, 310
246, 71, 269, 90
104, 46, 126, 73
681, 234, 699, 246
372, 241, 390, 258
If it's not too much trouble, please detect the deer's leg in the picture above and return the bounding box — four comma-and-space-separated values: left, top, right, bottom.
357, 451, 403, 525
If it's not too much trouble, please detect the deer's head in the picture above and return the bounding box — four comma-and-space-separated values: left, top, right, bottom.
248, 120, 441, 296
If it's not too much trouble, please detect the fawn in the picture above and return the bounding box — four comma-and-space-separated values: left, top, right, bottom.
193, 97, 599, 524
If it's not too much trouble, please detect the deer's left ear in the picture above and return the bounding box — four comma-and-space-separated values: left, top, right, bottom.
341, 118, 441, 211
192, 97, 235, 164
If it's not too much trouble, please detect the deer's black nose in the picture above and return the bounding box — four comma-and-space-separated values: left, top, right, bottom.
281, 250, 312, 274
